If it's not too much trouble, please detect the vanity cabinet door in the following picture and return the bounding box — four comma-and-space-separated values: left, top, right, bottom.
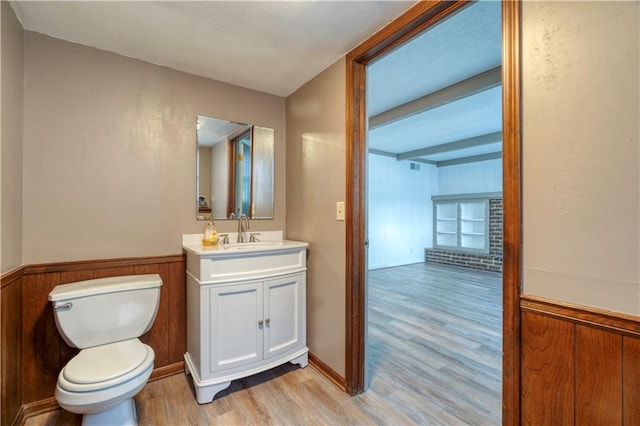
208, 281, 263, 373
263, 273, 306, 360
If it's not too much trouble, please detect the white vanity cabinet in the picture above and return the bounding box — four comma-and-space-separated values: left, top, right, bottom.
206, 273, 305, 373
183, 236, 308, 404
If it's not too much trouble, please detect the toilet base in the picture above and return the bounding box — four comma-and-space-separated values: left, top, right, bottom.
82, 398, 137, 426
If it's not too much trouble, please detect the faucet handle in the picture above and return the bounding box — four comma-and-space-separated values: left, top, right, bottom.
219, 234, 229, 244
249, 233, 261, 242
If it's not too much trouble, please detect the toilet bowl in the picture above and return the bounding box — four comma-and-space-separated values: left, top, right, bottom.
49, 274, 162, 426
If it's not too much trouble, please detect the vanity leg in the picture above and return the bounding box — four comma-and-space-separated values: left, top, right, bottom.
196, 381, 231, 404
289, 352, 308, 368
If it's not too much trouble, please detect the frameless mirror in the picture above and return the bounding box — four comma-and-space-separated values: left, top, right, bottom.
196, 115, 274, 220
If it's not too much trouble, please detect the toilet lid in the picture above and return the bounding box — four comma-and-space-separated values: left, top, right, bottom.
62, 339, 149, 385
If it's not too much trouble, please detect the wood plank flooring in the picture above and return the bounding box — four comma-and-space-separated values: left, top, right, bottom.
366, 262, 502, 425
25, 263, 502, 425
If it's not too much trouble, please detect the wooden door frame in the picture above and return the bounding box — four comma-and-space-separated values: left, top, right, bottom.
344, 1, 522, 424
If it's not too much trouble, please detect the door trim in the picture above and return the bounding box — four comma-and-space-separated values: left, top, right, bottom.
344, 1, 522, 423
501, 1, 522, 423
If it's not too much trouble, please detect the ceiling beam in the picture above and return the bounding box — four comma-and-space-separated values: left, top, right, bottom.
368, 148, 397, 159
409, 158, 438, 165
369, 66, 501, 130
368, 148, 437, 165
396, 131, 502, 161
437, 151, 502, 167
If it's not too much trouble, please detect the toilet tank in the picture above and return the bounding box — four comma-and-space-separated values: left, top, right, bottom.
48, 274, 162, 349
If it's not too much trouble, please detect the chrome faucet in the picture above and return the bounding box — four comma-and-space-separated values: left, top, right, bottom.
237, 214, 249, 243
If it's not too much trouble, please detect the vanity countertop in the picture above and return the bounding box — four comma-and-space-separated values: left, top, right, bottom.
182, 232, 308, 257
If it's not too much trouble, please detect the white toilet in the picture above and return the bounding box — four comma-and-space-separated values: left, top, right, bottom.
48, 274, 162, 426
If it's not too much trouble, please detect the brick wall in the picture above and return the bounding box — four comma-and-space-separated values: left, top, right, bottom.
488, 198, 503, 255
425, 197, 503, 273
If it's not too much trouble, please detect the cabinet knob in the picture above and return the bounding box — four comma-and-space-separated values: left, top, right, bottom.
265, 318, 270, 324
258, 320, 264, 326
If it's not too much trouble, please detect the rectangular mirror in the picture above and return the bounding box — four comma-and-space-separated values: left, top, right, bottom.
196, 116, 274, 220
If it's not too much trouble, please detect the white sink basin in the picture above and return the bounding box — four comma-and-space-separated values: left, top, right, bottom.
182, 234, 309, 283
182, 233, 307, 257
223, 241, 282, 250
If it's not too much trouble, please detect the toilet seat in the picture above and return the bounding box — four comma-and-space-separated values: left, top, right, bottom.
58, 338, 154, 393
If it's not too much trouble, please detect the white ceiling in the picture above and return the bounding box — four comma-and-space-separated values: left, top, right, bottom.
11, 0, 501, 165
368, 86, 503, 158
367, 1, 502, 164
10, 0, 415, 97
197, 116, 249, 147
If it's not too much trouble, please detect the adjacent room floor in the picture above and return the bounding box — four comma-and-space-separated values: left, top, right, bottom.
26, 263, 501, 426
367, 262, 502, 424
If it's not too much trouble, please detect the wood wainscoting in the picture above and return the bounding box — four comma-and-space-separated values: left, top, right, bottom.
1, 254, 187, 425
520, 295, 640, 425
1, 267, 24, 426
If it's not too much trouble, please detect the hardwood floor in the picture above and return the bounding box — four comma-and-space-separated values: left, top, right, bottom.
366, 262, 502, 425
25, 263, 501, 425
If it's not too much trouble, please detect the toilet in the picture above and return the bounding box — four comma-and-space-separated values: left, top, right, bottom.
48, 274, 162, 426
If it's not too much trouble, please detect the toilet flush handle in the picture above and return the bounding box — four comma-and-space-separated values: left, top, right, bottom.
53, 301, 73, 310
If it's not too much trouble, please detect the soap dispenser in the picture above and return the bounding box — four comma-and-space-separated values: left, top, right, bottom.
202, 220, 219, 246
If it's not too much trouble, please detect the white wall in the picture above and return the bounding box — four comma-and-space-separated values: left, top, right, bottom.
522, 1, 640, 315
210, 140, 229, 218
437, 158, 502, 195
367, 157, 499, 269
198, 146, 211, 207
367, 154, 436, 269
252, 126, 275, 219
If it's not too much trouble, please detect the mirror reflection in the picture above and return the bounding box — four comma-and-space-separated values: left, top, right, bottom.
196, 116, 274, 220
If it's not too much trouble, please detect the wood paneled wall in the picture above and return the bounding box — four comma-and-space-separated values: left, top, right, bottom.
1, 267, 24, 426
521, 296, 640, 425
1, 254, 186, 425
367, 153, 435, 270
6, 257, 640, 424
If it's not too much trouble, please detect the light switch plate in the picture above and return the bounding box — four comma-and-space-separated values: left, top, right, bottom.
336, 201, 345, 221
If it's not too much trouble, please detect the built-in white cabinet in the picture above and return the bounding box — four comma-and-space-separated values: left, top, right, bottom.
182, 235, 308, 404
433, 194, 494, 254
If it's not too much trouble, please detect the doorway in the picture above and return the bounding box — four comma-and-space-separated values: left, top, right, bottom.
365, 1, 502, 420
345, 1, 522, 423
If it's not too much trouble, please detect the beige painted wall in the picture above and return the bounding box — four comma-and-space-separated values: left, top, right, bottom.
22, 32, 286, 264
284, 0, 640, 377
12, 0, 638, 387
1, 2, 24, 273
286, 58, 347, 376
522, 2, 640, 315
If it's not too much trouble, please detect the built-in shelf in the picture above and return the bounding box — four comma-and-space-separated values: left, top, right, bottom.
433, 195, 491, 254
